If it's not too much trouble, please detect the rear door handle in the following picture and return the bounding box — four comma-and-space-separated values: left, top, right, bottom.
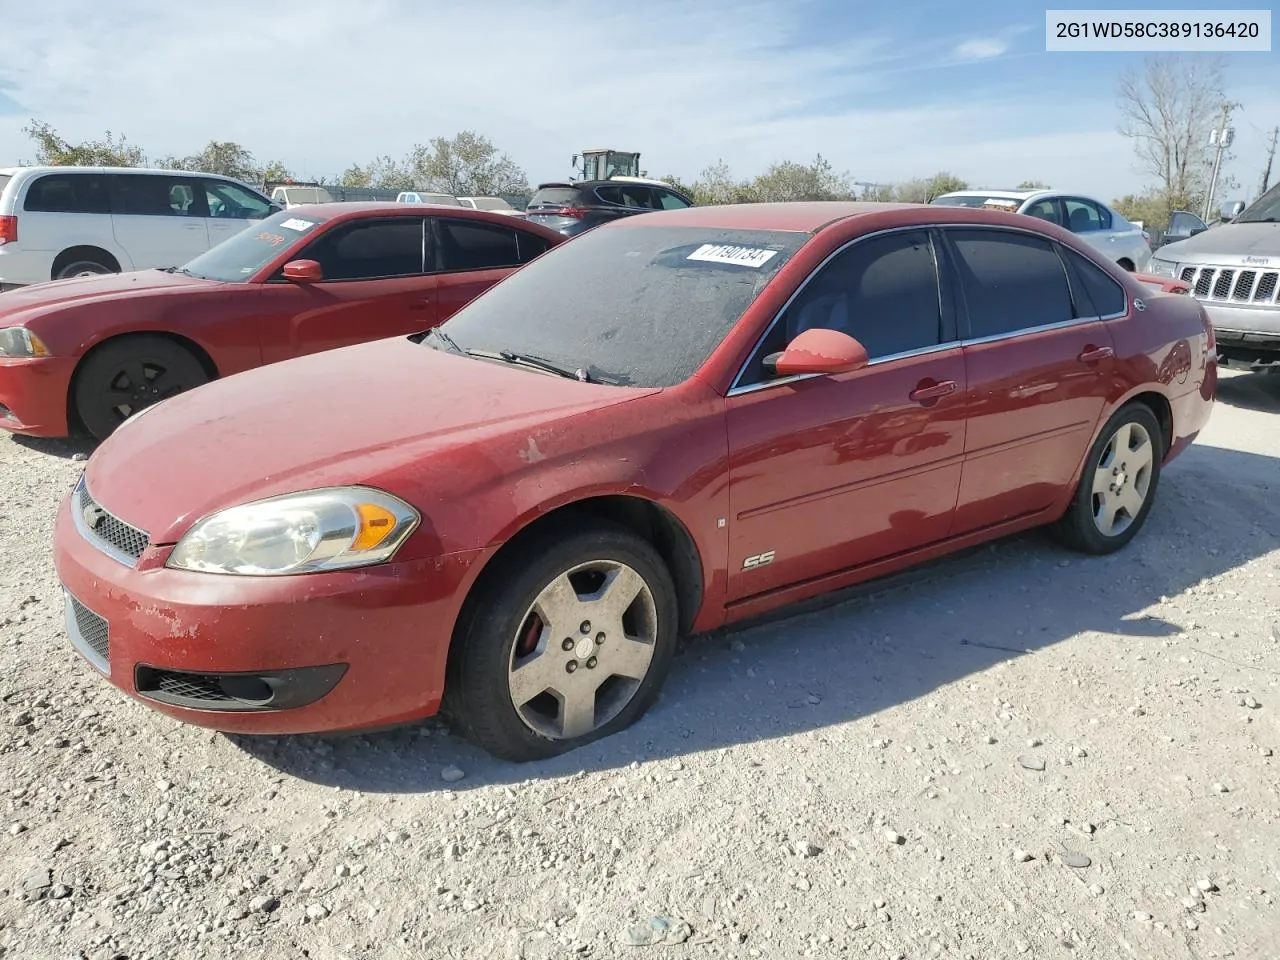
909, 379, 959, 403
1078, 345, 1114, 363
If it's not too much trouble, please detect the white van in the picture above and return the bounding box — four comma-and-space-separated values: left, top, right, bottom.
0, 166, 280, 290
269, 184, 335, 207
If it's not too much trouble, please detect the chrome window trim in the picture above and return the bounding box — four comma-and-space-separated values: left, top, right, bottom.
71, 475, 145, 569
725, 222, 1131, 399
726, 225, 947, 397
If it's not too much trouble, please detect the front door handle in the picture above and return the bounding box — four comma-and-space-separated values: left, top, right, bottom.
909, 379, 959, 403
1078, 345, 1114, 363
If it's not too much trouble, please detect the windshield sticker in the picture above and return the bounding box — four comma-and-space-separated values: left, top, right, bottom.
256, 231, 288, 247
982, 199, 1019, 209
279, 218, 316, 232
686, 243, 778, 268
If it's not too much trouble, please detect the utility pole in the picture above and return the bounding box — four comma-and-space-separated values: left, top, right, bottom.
1258, 125, 1279, 199
1203, 102, 1235, 221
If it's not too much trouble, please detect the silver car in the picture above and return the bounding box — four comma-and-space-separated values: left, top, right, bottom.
931, 189, 1152, 272
1147, 186, 1280, 371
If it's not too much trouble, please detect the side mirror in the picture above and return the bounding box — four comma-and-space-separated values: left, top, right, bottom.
762, 328, 869, 378
282, 259, 323, 282
1188, 225, 1208, 236
1220, 200, 1246, 221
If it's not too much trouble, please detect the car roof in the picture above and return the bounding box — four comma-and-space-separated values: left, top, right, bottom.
610, 201, 918, 233
0, 165, 246, 180
279, 201, 563, 236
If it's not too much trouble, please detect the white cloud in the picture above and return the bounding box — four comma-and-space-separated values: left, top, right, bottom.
953, 38, 1009, 60
0, 0, 1274, 205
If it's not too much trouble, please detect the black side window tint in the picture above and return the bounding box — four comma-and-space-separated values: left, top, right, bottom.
302, 219, 424, 280
740, 231, 941, 385
949, 230, 1074, 338
1063, 248, 1126, 317
24, 174, 110, 214
594, 186, 624, 205
439, 219, 520, 270
515, 231, 550, 263
112, 176, 201, 217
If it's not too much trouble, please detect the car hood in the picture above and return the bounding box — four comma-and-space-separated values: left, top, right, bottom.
0, 270, 217, 322
1155, 222, 1280, 262
84, 337, 659, 544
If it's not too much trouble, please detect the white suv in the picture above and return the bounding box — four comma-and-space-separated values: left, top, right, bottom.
0, 166, 280, 291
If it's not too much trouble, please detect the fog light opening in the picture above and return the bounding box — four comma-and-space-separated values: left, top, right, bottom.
217, 675, 275, 706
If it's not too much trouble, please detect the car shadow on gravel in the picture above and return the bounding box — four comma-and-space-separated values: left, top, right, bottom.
1215, 371, 1280, 414
10, 434, 96, 460
230, 440, 1280, 792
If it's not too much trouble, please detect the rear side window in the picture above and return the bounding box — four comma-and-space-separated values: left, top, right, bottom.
595, 185, 657, 209
24, 173, 111, 214
438, 218, 520, 270
1062, 247, 1127, 317
111, 175, 204, 217
948, 229, 1075, 338
529, 187, 582, 207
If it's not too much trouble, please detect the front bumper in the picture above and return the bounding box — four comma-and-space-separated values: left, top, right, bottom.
1201, 302, 1280, 365
52, 488, 487, 734
0, 356, 76, 436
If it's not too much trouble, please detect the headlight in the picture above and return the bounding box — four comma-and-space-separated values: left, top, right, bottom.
0, 327, 50, 358
1146, 258, 1177, 278
166, 487, 420, 576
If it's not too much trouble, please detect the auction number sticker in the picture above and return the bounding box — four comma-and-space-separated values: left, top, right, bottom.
279, 218, 316, 232
687, 243, 778, 268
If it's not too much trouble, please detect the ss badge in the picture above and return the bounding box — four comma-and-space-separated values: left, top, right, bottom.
742, 551, 775, 570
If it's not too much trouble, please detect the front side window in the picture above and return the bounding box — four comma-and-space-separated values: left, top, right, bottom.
23, 173, 111, 214
1235, 182, 1280, 223
203, 181, 272, 220
1023, 198, 1062, 226
948, 229, 1075, 338
1063, 198, 1109, 233
434, 225, 806, 387
298, 218, 425, 280
1168, 211, 1206, 234
180, 209, 330, 282
438, 219, 520, 270
655, 189, 692, 210
596, 185, 656, 209
738, 230, 943, 386
112, 175, 204, 217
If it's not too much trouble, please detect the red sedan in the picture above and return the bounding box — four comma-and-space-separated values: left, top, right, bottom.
0, 203, 563, 439
52, 202, 1216, 761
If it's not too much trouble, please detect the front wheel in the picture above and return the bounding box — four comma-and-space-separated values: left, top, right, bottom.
73, 336, 209, 441
445, 521, 679, 761
55, 259, 114, 280
1051, 403, 1163, 554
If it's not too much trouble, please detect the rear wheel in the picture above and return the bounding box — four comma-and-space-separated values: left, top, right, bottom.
1051, 403, 1163, 554
73, 336, 208, 441
444, 521, 678, 761
55, 258, 114, 281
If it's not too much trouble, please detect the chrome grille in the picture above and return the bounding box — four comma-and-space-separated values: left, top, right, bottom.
74, 477, 150, 564
1180, 265, 1280, 305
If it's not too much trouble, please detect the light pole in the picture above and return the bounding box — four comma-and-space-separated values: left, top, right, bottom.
1203, 104, 1235, 221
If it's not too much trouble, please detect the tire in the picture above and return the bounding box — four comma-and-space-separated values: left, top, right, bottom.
55, 259, 114, 281
1051, 403, 1163, 554
73, 336, 208, 441
444, 520, 679, 762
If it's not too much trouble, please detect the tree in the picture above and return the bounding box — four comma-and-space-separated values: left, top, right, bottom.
408, 131, 529, 196
1255, 126, 1277, 200
1112, 191, 1175, 230
259, 160, 294, 184
659, 173, 696, 198
161, 141, 262, 183
1016, 180, 1051, 190
339, 164, 372, 188
893, 172, 968, 204
687, 160, 753, 205
1116, 55, 1231, 221
749, 154, 855, 202
23, 119, 145, 167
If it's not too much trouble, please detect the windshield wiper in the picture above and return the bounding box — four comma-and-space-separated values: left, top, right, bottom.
469, 348, 597, 382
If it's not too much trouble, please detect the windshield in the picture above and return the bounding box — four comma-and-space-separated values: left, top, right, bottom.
282, 187, 332, 204
424, 194, 462, 206
528, 187, 581, 208
433, 225, 806, 387
473, 198, 513, 211
931, 194, 1022, 210
179, 209, 328, 282
1236, 183, 1280, 223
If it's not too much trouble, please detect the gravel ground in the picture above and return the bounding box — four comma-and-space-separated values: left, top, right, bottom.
1, 370, 1277, 960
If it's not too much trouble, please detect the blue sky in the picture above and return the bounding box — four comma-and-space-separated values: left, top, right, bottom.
1, 0, 1276, 202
